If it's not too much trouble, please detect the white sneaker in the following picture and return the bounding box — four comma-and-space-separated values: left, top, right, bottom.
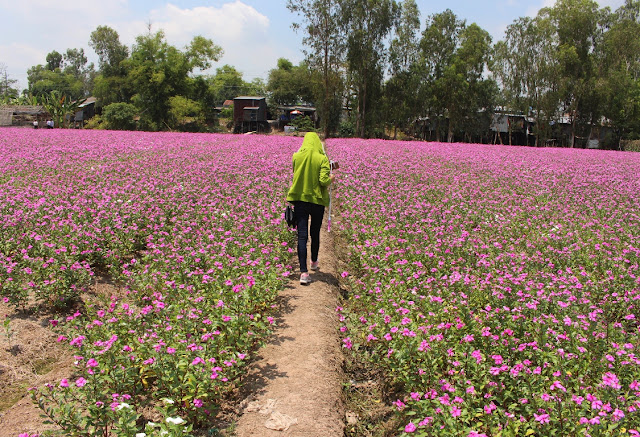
300, 273, 311, 284
310, 261, 319, 271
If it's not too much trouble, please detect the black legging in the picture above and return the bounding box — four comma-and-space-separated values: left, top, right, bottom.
294, 201, 325, 273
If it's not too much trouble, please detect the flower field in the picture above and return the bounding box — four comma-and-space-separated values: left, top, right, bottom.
2, 129, 640, 436
0, 128, 299, 435
331, 140, 640, 436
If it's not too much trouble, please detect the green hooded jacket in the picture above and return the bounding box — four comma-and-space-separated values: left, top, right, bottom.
286, 132, 332, 206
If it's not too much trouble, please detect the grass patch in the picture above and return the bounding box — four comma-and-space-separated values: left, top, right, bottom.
0, 380, 30, 413
342, 353, 401, 437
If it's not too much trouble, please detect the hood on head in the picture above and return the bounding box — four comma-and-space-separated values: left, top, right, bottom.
297, 131, 325, 155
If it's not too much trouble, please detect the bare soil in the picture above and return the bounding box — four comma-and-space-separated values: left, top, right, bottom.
0, 302, 72, 436
0, 280, 123, 436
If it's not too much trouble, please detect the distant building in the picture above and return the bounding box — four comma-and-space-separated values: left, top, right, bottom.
73, 97, 97, 128
0, 105, 49, 127
233, 96, 269, 133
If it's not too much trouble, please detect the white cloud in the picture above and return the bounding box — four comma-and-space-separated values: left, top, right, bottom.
143, 2, 275, 77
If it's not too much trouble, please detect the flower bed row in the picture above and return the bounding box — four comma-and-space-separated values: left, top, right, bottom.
330, 140, 640, 436
0, 128, 298, 435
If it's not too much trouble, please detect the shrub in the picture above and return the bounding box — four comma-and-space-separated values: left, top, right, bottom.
338, 120, 355, 138
168, 96, 205, 132
290, 115, 316, 133
102, 103, 138, 131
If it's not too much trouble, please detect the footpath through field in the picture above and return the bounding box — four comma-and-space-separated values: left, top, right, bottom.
234, 220, 345, 436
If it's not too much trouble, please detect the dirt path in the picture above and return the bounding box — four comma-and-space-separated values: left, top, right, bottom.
234, 222, 345, 436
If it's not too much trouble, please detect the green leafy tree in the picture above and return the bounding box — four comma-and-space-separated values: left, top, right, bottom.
46, 50, 63, 71
418, 9, 465, 141
418, 11, 495, 142
126, 30, 222, 131
288, 0, 346, 137
209, 65, 247, 104
599, 0, 640, 142
0, 63, 19, 100
102, 102, 138, 130
168, 95, 204, 132
385, 0, 421, 138
267, 58, 314, 105
544, 0, 606, 147
341, 0, 400, 138
89, 26, 129, 77
27, 64, 86, 100
89, 26, 132, 107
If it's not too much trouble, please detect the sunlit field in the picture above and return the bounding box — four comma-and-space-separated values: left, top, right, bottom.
331, 139, 640, 436
2, 128, 639, 436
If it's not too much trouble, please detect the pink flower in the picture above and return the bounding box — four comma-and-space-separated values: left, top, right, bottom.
612, 408, 625, 421
534, 413, 550, 424
75, 377, 87, 387
193, 399, 203, 408
59, 379, 69, 388
341, 271, 349, 278
404, 422, 416, 433
451, 406, 462, 417
602, 372, 621, 389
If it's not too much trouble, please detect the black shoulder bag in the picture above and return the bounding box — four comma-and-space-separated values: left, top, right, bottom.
285, 204, 296, 228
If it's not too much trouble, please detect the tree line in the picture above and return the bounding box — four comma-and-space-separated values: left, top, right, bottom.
2, 0, 640, 146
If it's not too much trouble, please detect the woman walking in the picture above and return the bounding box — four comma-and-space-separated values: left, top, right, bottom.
286, 132, 334, 284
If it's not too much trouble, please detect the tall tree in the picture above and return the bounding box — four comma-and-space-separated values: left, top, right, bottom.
342, 0, 399, 137
0, 63, 19, 100
385, 0, 421, 138
288, 0, 346, 137
599, 0, 640, 142
89, 26, 132, 106
267, 58, 314, 105
89, 26, 129, 77
544, 0, 605, 147
419, 11, 495, 142
419, 9, 465, 141
27, 49, 88, 101
208, 65, 247, 104
45, 50, 63, 71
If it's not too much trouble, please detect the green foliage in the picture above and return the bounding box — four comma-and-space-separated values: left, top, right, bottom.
27, 64, 87, 100
338, 120, 356, 137
83, 114, 105, 130
290, 115, 317, 132
89, 25, 129, 77
220, 107, 233, 119
127, 30, 222, 131
622, 140, 640, 152
102, 102, 138, 131
208, 64, 247, 105
287, 0, 346, 137
41, 91, 86, 128
168, 95, 204, 132
267, 58, 314, 105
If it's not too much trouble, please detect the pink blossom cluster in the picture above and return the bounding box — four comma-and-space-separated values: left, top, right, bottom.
0, 128, 300, 431
330, 139, 640, 435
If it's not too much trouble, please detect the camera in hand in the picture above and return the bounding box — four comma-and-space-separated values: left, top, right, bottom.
330, 161, 339, 170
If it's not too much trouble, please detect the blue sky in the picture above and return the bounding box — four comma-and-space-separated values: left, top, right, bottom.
0, 0, 626, 92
